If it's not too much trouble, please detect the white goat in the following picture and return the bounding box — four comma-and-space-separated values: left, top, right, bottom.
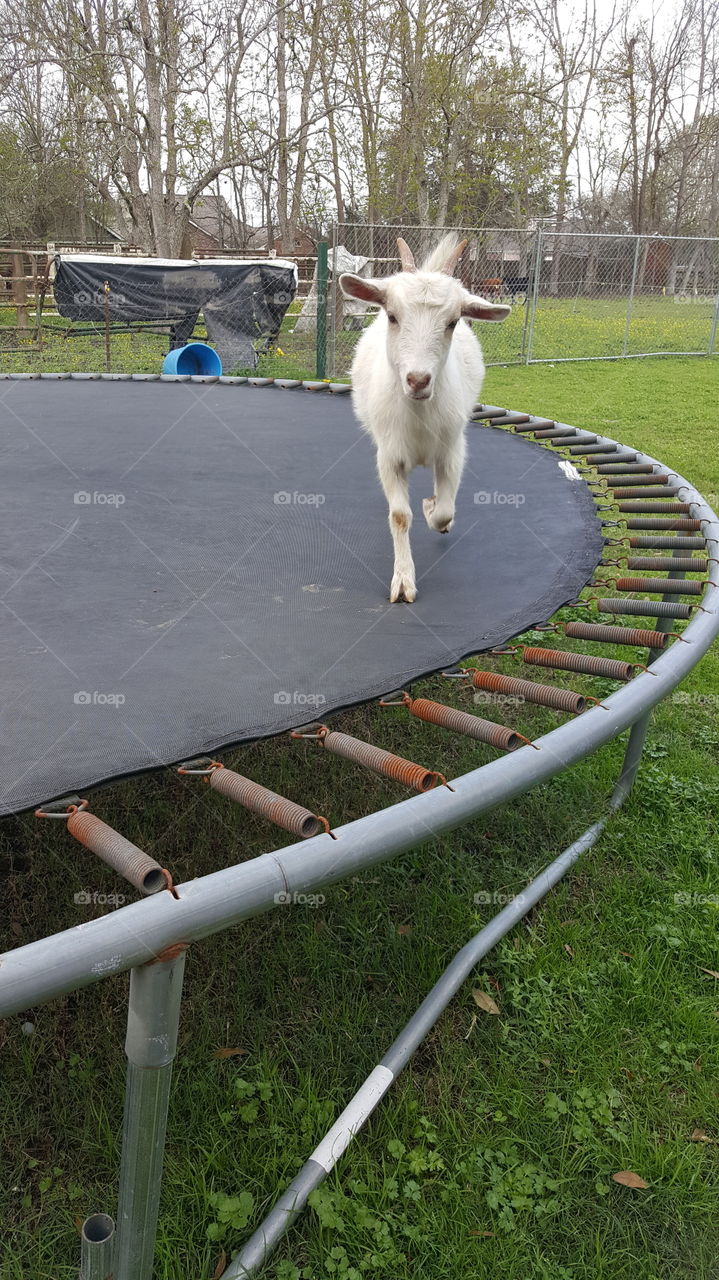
339, 236, 510, 603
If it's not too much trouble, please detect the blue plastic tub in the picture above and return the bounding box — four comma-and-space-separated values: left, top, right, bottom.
162, 343, 222, 376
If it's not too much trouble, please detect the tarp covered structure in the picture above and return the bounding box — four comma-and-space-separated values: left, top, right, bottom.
52, 254, 298, 371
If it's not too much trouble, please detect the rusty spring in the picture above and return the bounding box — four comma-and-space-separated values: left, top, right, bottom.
611, 486, 679, 500
471, 669, 586, 714
617, 501, 690, 513
596, 463, 653, 475
629, 535, 706, 549
626, 518, 701, 530
614, 576, 704, 596
598, 598, 693, 620
66, 809, 169, 894
319, 729, 441, 791
405, 694, 524, 750
587, 452, 638, 464
570, 442, 617, 454
626, 556, 708, 573
608, 473, 668, 486
521, 646, 634, 681
208, 766, 327, 838
565, 620, 668, 649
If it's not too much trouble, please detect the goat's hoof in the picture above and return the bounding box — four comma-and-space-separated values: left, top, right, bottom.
389, 572, 416, 604
423, 497, 453, 534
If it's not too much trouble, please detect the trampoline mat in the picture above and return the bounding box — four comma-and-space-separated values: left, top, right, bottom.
0, 381, 603, 814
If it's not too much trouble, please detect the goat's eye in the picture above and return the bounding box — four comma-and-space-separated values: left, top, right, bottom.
447, 318, 459, 330
387, 313, 398, 325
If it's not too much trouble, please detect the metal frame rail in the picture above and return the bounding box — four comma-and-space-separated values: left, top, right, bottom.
0, 385, 717, 1280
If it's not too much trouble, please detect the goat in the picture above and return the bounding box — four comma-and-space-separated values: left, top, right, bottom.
339, 236, 510, 603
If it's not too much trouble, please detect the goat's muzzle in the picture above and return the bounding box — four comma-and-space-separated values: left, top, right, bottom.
406, 371, 432, 400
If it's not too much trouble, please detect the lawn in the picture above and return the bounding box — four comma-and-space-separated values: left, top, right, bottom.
0, 355, 717, 1280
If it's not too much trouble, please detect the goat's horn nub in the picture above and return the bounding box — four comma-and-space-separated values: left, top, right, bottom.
441, 239, 469, 275
397, 237, 416, 272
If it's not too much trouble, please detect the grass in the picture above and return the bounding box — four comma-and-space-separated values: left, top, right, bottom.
0, 352, 718, 1279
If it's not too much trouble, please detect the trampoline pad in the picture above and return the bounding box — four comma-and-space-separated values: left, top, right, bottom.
0, 382, 603, 814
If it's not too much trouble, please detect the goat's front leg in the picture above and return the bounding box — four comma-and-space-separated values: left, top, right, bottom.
423, 437, 465, 534
377, 452, 416, 603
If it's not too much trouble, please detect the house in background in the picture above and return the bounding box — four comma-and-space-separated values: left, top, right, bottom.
181, 194, 245, 254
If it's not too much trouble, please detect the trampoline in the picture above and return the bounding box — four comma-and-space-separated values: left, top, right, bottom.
0, 372, 717, 1280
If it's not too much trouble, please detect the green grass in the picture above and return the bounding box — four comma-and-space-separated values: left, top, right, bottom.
0, 356, 718, 1279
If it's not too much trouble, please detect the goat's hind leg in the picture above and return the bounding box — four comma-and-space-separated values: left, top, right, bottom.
377, 452, 416, 603
423, 441, 465, 534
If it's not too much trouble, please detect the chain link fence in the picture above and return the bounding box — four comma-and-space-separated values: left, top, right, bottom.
1, 229, 718, 377
317, 224, 719, 377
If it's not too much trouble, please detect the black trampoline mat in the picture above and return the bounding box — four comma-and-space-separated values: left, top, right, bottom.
0, 381, 603, 814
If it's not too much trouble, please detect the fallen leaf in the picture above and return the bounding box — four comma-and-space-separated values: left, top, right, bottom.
564, 943, 575, 958
469, 1230, 494, 1237
561, 918, 578, 926
619, 951, 633, 958
464, 1013, 477, 1040
690, 1129, 715, 1143
699, 968, 719, 980
397, 924, 412, 936
212, 1047, 248, 1059
212, 1250, 227, 1278
612, 1171, 649, 1189
472, 988, 500, 1015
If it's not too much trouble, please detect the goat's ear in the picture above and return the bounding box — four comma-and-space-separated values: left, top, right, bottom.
461, 293, 512, 323
338, 273, 387, 305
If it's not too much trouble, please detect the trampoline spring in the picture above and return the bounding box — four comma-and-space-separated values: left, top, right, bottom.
617, 501, 691, 513
521, 647, 635, 681
598, 598, 693, 620
564, 621, 669, 649
629, 535, 706, 549
550, 435, 598, 447
470, 670, 586, 714
489, 411, 533, 426
206, 765, 329, 839
531, 427, 577, 439
505, 418, 543, 431
614, 577, 705, 596
626, 556, 708, 573
627, 517, 702, 530
471, 404, 511, 419
319, 730, 444, 792
586, 452, 639, 464
509, 422, 555, 437
570, 443, 617, 454
611, 486, 680, 500
65, 809, 170, 895
596, 463, 654, 474
403, 694, 527, 750
608, 473, 668, 486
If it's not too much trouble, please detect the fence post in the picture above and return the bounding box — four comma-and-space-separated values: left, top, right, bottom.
315, 240, 328, 379
11, 248, 29, 334
623, 235, 642, 357
708, 289, 719, 355
525, 229, 542, 365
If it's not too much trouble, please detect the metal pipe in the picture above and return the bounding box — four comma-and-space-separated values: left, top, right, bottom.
0, 459, 716, 1018
622, 236, 642, 357
113, 953, 186, 1280
79, 1213, 115, 1279
222, 821, 611, 1279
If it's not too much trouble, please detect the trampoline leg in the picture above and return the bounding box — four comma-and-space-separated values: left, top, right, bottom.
79, 1213, 115, 1279
114, 952, 186, 1280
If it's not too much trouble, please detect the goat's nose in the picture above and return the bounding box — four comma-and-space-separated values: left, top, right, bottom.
406, 372, 431, 393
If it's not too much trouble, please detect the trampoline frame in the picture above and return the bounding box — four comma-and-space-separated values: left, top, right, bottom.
0, 377, 718, 1280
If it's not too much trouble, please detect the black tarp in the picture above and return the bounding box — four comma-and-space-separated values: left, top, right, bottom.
0, 382, 603, 814
52, 255, 297, 371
